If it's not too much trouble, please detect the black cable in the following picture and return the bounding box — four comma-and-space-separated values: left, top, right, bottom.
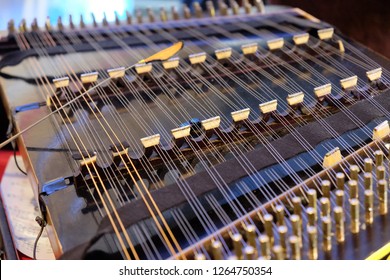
0, 71, 49, 86
33, 216, 46, 260
12, 142, 46, 260
13, 143, 27, 175
11, 140, 47, 260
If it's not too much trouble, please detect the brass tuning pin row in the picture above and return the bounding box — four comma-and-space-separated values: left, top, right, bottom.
186, 121, 387, 262
191, 143, 389, 260
8, 0, 268, 34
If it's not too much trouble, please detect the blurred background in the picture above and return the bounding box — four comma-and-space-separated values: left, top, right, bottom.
0, 0, 389, 57
1, 0, 389, 148
0, 0, 178, 29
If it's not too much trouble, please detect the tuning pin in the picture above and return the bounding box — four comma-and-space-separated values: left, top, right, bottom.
321, 180, 331, 199
218, 1, 229, 16
292, 197, 302, 216
306, 207, 316, 227
375, 150, 384, 166
136, 9, 143, 23
102, 12, 109, 26
307, 189, 317, 221
114, 11, 120, 26
364, 173, 373, 191
320, 197, 330, 217
259, 235, 271, 260
335, 189, 344, 208
8, 19, 15, 34
245, 224, 257, 254
322, 216, 332, 252
275, 205, 285, 226
292, 197, 302, 228
243, 0, 252, 14
69, 15, 75, 29
87, 13, 98, 27
211, 240, 223, 260
348, 180, 358, 199
378, 179, 388, 215
171, 6, 180, 20
364, 189, 374, 224
255, 0, 265, 13
244, 246, 256, 260
147, 8, 155, 23
125, 11, 132, 25
290, 214, 302, 247
376, 165, 385, 180
350, 198, 360, 234
272, 245, 284, 260
31, 18, 39, 31
277, 225, 287, 254
307, 226, 318, 260
206, 1, 216, 17
336, 172, 345, 190
231, 233, 243, 260
183, 5, 191, 19
91, 13, 98, 27
263, 214, 274, 246
350, 165, 360, 181
19, 19, 27, 32
160, 7, 168, 22
193, 2, 203, 18
56, 16, 63, 31
364, 158, 373, 172
80, 15, 86, 28
289, 236, 301, 260
44, 17, 51, 31
334, 206, 345, 243
232, 1, 240, 15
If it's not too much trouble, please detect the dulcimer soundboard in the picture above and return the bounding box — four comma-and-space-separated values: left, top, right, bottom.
0, 1, 389, 260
